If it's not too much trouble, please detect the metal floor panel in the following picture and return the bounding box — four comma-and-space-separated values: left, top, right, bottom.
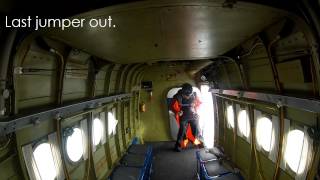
148, 141, 199, 180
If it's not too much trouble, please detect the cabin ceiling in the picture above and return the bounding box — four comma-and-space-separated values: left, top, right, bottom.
43, 0, 288, 63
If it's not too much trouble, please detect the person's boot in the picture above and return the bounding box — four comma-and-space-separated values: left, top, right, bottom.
193, 138, 204, 148
181, 139, 189, 148
193, 138, 201, 145
174, 142, 181, 152
174, 145, 181, 152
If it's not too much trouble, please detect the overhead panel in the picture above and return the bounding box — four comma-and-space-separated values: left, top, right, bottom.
44, 0, 287, 63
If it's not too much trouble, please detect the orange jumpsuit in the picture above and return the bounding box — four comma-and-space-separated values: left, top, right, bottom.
171, 91, 201, 148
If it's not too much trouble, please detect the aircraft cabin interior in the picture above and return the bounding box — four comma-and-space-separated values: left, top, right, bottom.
0, 0, 320, 180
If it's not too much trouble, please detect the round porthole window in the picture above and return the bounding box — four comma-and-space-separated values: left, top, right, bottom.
284, 129, 308, 174
33, 143, 57, 180
256, 117, 273, 152
108, 111, 117, 135
66, 128, 84, 162
237, 109, 250, 137
92, 118, 103, 146
227, 105, 234, 129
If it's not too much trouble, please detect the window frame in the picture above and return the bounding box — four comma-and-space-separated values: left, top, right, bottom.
255, 114, 273, 153
225, 102, 235, 130
107, 106, 118, 137
236, 104, 251, 139
284, 126, 309, 175
32, 139, 58, 180
92, 115, 104, 147
63, 125, 85, 164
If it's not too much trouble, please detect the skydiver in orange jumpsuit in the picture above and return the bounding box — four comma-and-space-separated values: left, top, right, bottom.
171, 83, 202, 152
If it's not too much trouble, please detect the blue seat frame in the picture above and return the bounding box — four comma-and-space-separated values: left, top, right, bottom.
196, 150, 243, 180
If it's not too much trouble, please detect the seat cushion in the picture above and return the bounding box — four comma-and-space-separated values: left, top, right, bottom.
110, 166, 143, 180
120, 154, 147, 167
128, 144, 151, 156
204, 161, 230, 177
198, 149, 218, 161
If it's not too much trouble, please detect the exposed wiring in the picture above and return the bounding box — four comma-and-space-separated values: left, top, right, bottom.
240, 43, 264, 58
0, 134, 12, 151
310, 57, 319, 97
253, 125, 267, 180
216, 56, 237, 63
86, 142, 91, 180
84, 60, 98, 180
273, 107, 285, 180
221, 102, 227, 146
56, 118, 71, 180
267, 35, 282, 92
306, 115, 320, 179
244, 103, 266, 180
265, 35, 284, 180
50, 47, 70, 179
50, 49, 65, 106
232, 103, 237, 163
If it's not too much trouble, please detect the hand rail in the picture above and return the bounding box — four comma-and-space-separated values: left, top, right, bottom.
210, 89, 320, 113
0, 93, 131, 136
